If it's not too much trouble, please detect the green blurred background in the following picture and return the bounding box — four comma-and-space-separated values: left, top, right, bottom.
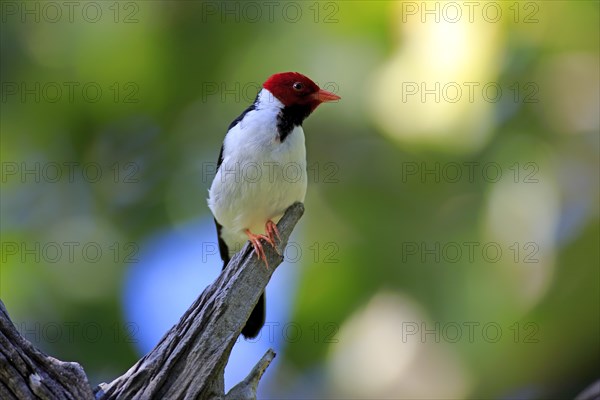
1, 1, 598, 399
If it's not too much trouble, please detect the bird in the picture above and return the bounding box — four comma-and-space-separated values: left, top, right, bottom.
207, 72, 340, 339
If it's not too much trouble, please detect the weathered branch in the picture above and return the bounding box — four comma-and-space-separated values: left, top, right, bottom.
0, 202, 305, 400
224, 349, 275, 400
575, 379, 600, 400
0, 301, 95, 400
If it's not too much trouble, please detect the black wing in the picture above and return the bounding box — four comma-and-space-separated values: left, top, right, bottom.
216, 144, 224, 172
226, 94, 258, 131
214, 218, 230, 270
213, 144, 229, 269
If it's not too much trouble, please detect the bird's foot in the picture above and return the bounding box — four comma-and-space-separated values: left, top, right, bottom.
265, 220, 281, 254
245, 229, 275, 268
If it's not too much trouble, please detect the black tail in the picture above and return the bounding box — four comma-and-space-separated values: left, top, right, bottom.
241, 292, 265, 339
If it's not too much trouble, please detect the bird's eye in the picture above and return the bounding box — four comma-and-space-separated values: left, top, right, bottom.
292, 82, 303, 91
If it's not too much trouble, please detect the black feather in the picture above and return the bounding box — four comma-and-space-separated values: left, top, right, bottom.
214, 218, 230, 269
276, 104, 313, 142
241, 293, 265, 339
216, 145, 225, 172
227, 92, 260, 131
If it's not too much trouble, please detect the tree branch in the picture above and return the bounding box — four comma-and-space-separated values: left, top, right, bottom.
224, 349, 276, 400
0, 301, 95, 400
575, 379, 600, 400
0, 202, 305, 400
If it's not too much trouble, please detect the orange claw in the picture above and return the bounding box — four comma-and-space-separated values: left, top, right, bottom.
245, 229, 275, 268
266, 220, 281, 241
265, 220, 281, 254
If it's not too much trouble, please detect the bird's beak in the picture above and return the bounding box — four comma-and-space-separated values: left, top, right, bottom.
314, 89, 341, 103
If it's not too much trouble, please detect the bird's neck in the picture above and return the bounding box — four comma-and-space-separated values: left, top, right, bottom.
258, 89, 313, 142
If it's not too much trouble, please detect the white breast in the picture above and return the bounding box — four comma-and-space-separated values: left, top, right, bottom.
207, 90, 307, 255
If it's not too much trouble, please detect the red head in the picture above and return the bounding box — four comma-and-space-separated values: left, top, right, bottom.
263, 72, 340, 110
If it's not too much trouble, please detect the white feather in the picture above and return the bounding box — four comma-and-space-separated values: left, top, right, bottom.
207, 89, 307, 256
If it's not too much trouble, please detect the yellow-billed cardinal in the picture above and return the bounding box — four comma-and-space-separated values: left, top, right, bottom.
207, 72, 340, 338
